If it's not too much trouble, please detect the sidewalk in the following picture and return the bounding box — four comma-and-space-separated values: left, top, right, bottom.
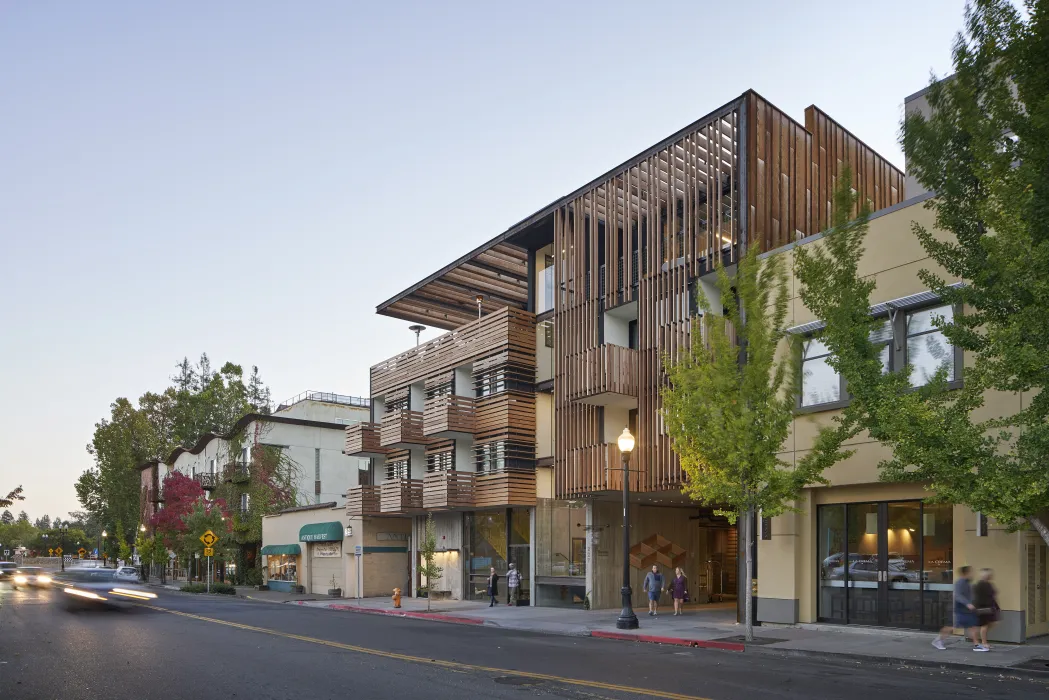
283, 595, 1049, 677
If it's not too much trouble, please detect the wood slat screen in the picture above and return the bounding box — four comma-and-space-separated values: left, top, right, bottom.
422, 470, 475, 510
346, 485, 381, 517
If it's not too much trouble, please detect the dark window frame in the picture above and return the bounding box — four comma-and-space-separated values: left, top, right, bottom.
796, 302, 963, 414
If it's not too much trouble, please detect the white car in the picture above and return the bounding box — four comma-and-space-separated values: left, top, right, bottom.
114, 566, 140, 582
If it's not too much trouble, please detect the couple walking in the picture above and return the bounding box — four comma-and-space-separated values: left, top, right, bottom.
643, 565, 689, 617
486, 563, 521, 607
932, 565, 1000, 652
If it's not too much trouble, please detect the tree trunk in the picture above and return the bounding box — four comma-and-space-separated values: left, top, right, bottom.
1029, 515, 1049, 549
744, 506, 754, 642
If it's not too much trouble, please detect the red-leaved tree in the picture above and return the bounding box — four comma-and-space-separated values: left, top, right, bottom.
150, 471, 205, 549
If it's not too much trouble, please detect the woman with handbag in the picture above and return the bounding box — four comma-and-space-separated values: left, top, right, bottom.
972, 568, 999, 652
670, 567, 689, 616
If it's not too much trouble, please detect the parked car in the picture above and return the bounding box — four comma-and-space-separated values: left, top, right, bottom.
53, 568, 157, 609
114, 566, 140, 582
11, 567, 53, 588
828, 559, 922, 583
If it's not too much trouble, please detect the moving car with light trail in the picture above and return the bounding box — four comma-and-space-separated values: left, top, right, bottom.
53, 568, 157, 608
11, 567, 52, 588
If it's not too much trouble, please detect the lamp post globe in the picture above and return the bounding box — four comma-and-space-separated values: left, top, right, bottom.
616, 427, 639, 630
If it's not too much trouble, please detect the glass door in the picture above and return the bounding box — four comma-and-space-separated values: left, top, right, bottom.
885, 502, 922, 627
846, 503, 881, 625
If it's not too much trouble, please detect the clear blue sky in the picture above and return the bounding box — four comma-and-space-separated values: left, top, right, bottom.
0, 1, 964, 520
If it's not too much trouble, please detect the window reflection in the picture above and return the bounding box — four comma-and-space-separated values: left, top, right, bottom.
906, 305, 955, 386
802, 338, 840, 406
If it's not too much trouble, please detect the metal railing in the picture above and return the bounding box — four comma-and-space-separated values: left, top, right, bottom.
276, 390, 370, 413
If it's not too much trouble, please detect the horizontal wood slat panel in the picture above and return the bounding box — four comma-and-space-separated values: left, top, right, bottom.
423, 395, 476, 436
564, 344, 639, 403
422, 471, 475, 510
474, 392, 536, 443
371, 308, 536, 396
380, 478, 423, 513
344, 422, 387, 456
379, 410, 430, 448
346, 485, 381, 517
474, 471, 537, 508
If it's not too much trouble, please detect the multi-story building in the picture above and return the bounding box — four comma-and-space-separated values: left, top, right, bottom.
347, 89, 903, 609
139, 391, 370, 532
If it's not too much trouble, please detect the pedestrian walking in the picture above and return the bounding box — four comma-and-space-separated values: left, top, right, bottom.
643, 564, 665, 617
506, 562, 521, 606
973, 568, 999, 652
670, 567, 688, 616
487, 567, 499, 607
932, 565, 979, 650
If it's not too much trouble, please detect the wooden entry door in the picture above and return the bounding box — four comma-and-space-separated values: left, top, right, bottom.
1027, 540, 1048, 638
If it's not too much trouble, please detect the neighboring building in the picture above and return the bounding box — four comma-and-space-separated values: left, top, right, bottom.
139, 391, 370, 536
261, 502, 411, 597
346, 89, 907, 612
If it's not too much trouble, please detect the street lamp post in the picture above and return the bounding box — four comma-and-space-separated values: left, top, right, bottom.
101, 530, 107, 567
616, 427, 639, 630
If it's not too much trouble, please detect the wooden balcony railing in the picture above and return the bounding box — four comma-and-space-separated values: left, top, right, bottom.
564, 344, 639, 407
561, 443, 642, 497
380, 478, 423, 513
346, 485, 381, 517
422, 470, 475, 510
423, 395, 476, 437
344, 422, 387, 457
380, 410, 428, 448
474, 470, 536, 508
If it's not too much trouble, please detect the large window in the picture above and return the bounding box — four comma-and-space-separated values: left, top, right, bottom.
535, 244, 555, 314
535, 499, 587, 579
800, 307, 955, 409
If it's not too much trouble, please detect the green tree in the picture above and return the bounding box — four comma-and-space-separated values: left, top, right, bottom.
794, 0, 1049, 547
0, 486, 23, 509
661, 248, 853, 641
1, 510, 13, 525
418, 513, 443, 612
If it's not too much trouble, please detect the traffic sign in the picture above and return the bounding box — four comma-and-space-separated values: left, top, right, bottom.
200, 530, 218, 548
54, 547, 62, 556
78, 548, 86, 557
48, 548, 54, 556
3, 550, 8, 557
203, 547, 214, 557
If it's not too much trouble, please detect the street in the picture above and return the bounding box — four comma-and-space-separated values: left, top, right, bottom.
1, 583, 1045, 700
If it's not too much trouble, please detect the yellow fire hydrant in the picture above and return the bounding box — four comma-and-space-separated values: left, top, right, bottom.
392, 587, 402, 609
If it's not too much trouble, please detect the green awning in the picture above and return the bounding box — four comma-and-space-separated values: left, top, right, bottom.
260, 544, 301, 556
299, 522, 344, 543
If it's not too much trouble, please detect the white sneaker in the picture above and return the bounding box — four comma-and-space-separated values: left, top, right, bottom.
973, 645, 990, 652
932, 639, 946, 650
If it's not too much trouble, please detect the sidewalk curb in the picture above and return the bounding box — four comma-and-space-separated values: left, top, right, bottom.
750, 645, 1049, 681
590, 630, 745, 652
320, 603, 485, 626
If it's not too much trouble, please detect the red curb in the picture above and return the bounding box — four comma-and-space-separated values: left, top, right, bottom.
590, 630, 745, 652
323, 603, 484, 626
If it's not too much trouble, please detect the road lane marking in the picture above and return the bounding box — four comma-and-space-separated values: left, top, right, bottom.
142, 604, 712, 700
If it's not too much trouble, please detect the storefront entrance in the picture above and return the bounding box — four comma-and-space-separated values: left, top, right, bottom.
464, 508, 531, 604
818, 501, 953, 629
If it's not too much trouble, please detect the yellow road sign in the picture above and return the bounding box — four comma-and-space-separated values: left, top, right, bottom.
54, 547, 63, 556
78, 548, 86, 556
48, 548, 54, 556
200, 530, 218, 548
203, 547, 214, 557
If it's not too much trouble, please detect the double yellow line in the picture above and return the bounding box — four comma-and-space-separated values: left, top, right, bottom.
144, 604, 711, 700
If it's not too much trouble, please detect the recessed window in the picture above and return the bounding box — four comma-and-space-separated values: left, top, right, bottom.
906, 305, 955, 386
801, 338, 839, 407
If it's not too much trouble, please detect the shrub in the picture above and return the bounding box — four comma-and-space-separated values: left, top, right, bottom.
180, 582, 236, 595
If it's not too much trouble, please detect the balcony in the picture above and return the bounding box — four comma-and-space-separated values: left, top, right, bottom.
564, 344, 639, 408
380, 410, 428, 448
422, 471, 475, 510
346, 485, 381, 517
223, 463, 250, 484
344, 422, 388, 457
561, 444, 643, 497
474, 470, 536, 508
423, 395, 476, 438
195, 472, 218, 491
380, 478, 423, 513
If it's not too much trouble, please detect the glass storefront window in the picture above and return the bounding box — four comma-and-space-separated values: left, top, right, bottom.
817, 504, 846, 623
267, 554, 298, 582
922, 502, 954, 629
535, 499, 587, 579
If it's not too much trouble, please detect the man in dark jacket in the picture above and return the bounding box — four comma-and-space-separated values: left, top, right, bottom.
487, 567, 499, 607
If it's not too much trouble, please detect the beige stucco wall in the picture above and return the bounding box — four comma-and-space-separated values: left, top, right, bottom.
261, 505, 345, 593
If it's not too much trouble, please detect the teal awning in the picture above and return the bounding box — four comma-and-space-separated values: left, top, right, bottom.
299, 522, 344, 543
260, 544, 301, 556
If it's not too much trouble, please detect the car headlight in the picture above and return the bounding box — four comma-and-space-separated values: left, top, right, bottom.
13, 575, 27, 585
37, 575, 52, 584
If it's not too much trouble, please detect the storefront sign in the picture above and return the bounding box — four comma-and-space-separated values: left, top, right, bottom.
376, 532, 409, 542
312, 542, 341, 558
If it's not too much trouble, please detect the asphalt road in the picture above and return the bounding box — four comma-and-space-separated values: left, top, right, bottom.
1, 582, 1046, 700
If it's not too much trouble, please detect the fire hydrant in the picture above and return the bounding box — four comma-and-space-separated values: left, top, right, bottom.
392, 587, 402, 608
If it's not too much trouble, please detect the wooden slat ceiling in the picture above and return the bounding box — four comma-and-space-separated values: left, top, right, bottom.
379, 242, 529, 330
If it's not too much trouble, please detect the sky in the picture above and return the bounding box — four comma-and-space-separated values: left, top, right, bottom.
0, 0, 966, 520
